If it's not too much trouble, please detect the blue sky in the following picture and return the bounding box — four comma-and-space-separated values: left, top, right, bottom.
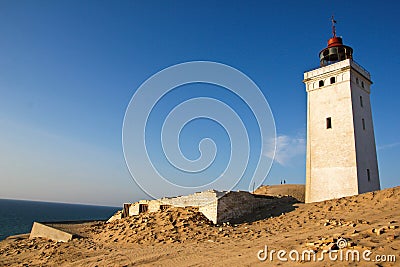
0, 0, 399, 206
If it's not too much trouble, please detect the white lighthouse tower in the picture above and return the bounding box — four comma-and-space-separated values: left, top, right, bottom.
303, 18, 380, 203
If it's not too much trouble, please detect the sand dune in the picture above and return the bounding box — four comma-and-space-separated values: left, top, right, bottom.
0, 185, 399, 266
254, 184, 305, 202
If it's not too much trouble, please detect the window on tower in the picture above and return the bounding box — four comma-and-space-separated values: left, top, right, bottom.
367, 169, 371, 182
356, 77, 359, 84
362, 118, 366, 130
361, 81, 365, 88
360, 96, 363, 107
319, 80, 324, 87
330, 77, 336, 84
326, 117, 332, 129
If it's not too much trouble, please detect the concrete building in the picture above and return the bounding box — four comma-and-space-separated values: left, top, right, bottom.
109, 190, 281, 224
303, 19, 380, 203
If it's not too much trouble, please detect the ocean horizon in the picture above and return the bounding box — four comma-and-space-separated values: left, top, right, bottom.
0, 198, 119, 241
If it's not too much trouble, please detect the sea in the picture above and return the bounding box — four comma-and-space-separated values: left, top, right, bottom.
0, 199, 120, 241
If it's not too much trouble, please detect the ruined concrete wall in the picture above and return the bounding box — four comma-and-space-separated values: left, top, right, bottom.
107, 210, 122, 223
160, 190, 220, 207
126, 190, 220, 218
112, 190, 277, 224
216, 191, 272, 223
199, 200, 218, 224
158, 191, 220, 223
129, 203, 139, 216
148, 200, 161, 212
128, 199, 163, 216
30, 222, 73, 242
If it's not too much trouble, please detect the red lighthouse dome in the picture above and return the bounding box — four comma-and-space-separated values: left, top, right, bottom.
319, 17, 353, 66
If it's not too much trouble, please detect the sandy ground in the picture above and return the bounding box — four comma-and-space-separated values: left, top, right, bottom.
0, 185, 399, 266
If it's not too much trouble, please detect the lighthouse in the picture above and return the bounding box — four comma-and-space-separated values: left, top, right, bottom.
303, 18, 380, 203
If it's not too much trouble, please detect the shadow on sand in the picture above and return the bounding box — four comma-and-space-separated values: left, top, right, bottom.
228, 195, 301, 224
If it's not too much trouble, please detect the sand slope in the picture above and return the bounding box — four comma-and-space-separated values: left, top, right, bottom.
254, 184, 305, 202
0, 186, 399, 266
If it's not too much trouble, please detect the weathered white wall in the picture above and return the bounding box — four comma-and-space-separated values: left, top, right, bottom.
128, 199, 161, 216
304, 59, 380, 203
160, 190, 223, 207
199, 201, 218, 223
127, 191, 220, 222
350, 72, 380, 194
